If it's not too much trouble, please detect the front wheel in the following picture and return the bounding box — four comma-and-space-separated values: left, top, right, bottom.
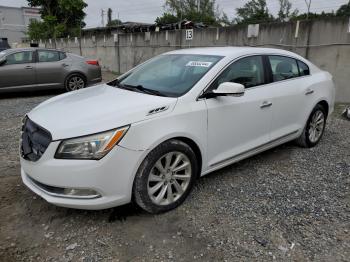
133, 139, 198, 214
296, 104, 327, 148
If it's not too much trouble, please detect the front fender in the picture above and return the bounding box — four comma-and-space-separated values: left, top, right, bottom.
119, 100, 208, 172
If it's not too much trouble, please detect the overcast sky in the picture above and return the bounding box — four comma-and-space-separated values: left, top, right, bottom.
0, 0, 348, 28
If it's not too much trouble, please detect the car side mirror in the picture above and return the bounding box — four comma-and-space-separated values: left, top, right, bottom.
214, 82, 245, 97
201, 82, 245, 99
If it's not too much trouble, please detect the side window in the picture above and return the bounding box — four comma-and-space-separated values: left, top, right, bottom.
38, 50, 60, 62
59, 52, 67, 60
210, 56, 265, 90
268, 56, 299, 82
297, 60, 310, 76
5, 51, 33, 65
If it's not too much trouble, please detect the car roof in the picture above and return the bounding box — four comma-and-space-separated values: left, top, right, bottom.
165, 46, 304, 59
1, 47, 64, 55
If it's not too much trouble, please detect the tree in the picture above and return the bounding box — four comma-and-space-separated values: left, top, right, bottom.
336, 1, 350, 17
289, 1, 350, 21
106, 8, 122, 27
277, 0, 298, 22
156, 0, 227, 26
235, 0, 274, 24
27, 19, 47, 40
155, 12, 178, 25
27, 0, 87, 40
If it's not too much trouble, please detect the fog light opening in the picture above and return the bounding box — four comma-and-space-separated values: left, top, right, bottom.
63, 188, 101, 198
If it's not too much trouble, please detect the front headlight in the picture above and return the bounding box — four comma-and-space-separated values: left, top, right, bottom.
55, 126, 129, 160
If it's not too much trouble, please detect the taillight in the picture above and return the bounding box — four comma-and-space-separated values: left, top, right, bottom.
86, 60, 99, 66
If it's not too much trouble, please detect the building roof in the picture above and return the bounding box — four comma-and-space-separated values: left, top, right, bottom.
0, 5, 40, 10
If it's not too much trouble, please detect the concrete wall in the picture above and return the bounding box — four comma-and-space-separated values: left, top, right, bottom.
45, 18, 350, 102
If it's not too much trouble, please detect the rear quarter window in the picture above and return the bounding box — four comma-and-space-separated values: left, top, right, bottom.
297, 60, 310, 76
59, 52, 67, 60
38, 50, 61, 62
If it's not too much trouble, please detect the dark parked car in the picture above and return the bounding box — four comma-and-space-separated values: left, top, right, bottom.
0, 48, 102, 92
0, 38, 11, 52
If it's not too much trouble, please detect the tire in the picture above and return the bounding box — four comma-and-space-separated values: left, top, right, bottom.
133, 139, 198, 214
65, 74, 86, 92
295, 104, 327, 148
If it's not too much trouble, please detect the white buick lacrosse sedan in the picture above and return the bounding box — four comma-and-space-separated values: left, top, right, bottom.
20, 47, 335, 213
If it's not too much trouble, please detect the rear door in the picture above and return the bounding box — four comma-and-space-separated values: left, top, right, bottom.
35, 50, 71, 88
266, 55, 309, 140
0, 50, 36, 89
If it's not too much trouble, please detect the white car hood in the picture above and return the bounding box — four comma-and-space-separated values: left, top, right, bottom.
28, 84, 177, 140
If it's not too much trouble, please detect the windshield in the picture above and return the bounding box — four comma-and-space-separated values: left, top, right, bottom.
114, 54, 223, 97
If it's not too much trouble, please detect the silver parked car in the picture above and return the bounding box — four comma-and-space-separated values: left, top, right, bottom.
0, 48, 102, 92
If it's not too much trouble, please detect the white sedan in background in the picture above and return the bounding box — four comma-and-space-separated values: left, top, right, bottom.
20, 47, 335, 213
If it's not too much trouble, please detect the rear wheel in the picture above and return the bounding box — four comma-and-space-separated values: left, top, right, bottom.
133, 139, 198, 214
65, 74, 86, 92
296, 104, 326, 148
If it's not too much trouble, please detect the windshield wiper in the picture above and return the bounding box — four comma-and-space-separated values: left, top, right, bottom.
123, 84, 167, 97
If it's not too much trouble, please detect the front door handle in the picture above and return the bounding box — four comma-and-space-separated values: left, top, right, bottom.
25, 65, 33, 70
305, 88, 314, 95
260, 101, 272, 109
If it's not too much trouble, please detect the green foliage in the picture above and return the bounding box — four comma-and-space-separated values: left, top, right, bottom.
27, 0, 87, 40
235, 0, 274, 24
156, 0, 229, 26
290, 11, 336, 21
290, 1, 350, 21
107, 19, 123, 27
155, 13, 178, 25
336, 2, 350, 17
27, 19, 47, 40
217, 13, 232, 26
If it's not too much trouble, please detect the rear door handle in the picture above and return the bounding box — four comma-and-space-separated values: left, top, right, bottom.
260, 101, 272, 109
25, 65, 33, 70
62, 63, 69, 67
305, 88, 314, 95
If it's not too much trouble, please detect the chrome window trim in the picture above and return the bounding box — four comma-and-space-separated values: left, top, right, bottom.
196, 53, 312, 101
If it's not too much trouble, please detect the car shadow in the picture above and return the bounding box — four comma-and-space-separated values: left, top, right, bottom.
107, 203, 144, 222
0, 89, 64, 99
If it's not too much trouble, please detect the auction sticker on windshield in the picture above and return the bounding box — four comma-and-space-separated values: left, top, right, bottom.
186, 61, 213, 67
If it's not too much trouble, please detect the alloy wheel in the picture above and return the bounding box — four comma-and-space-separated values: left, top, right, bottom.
147, 152, 192, 206
68, 76, 85, 91
308, 110, 325, 143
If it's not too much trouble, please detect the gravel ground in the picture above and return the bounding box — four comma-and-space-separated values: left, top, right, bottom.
0, 76, 349, 261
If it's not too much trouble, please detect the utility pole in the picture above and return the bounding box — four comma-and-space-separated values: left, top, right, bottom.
79, 20, 82, 56
304, 0, 312, 19
178, 0, 183, 29
101, 9, 105, 27
197, 0, 200, 12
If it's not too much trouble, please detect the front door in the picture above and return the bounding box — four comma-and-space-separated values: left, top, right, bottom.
205, 55, 273, 168
0, 50, 36, 89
